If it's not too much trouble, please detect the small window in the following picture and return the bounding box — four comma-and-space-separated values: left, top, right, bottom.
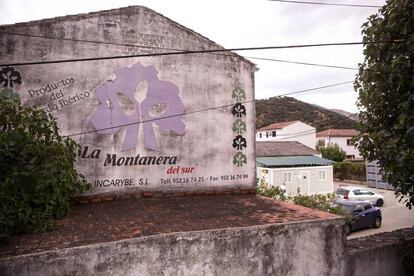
353, 190, 361, 195
272, 130, 277, 137
266, 132, 269, 138
318, 139, 325, 147
336, 188, 349, 196
283, 172, 292, 183
318, 170, 327, 181
360, 189, 374, 195
347, 139, 353, 146
259, 133, 262, 138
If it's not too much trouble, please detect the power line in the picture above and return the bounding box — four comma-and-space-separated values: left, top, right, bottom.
0, 40, 404, 67
267, 0, 382, 8
277, 81, 353, 96
245, 56, 358, 70
0, 31, 361, 70
64, 80, 354, 138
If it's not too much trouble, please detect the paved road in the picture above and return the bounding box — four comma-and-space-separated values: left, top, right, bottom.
333, 182, 414, 239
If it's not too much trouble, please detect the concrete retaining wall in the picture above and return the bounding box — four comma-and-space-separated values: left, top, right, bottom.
344, 227, 414, 276
0, 218, 345, 276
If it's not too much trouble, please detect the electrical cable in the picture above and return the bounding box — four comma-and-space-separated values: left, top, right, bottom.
245, 56, 358, 70
267, 0, 382, 8
63, 80, 354, 138
0, 40, 404, 67
0, 31, 375, 70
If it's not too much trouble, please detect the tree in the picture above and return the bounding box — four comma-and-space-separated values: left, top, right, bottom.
319, 143, 346, 162
354, 0, 414, 208
0, 92, 89, 244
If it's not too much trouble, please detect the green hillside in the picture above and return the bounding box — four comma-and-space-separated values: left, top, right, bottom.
256, 96, 358, 130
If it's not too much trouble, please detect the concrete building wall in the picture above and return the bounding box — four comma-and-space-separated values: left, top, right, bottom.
0, 6, 256, 196
344, 227, 414, 276
0, 218, 345, 276
256, 122, 316, 149
257, 166, 333, 195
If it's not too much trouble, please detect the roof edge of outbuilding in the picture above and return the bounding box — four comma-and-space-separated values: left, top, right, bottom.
0, 5, 257, 70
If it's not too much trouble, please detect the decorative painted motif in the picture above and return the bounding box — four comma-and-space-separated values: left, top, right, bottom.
232, 119, 246, 135
231, 103, 246, 118
232, 135, 247, 150
231, 86, 247, 167
233, 152, 247, 167
0, 67, 22, 88
90, 62, 185, 152
0, 67, 22, 101
231, 87, 246, 102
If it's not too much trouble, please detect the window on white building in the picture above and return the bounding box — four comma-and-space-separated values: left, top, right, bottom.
259, 132, 262, 138
318, 139, 325, 147
283, 172, 292, 183
318, 170, 327, 181
272, 130, 277, 137
347, 139, 353, 146
266, 132, 269, 138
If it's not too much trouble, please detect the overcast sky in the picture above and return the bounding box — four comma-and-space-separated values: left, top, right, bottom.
0, 0, 386, 113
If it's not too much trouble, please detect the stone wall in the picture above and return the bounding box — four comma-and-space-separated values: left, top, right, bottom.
0, 218, 345, 276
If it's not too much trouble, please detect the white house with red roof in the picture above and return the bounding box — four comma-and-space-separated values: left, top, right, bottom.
316, 129, 362, 160
256, 120, 316, 149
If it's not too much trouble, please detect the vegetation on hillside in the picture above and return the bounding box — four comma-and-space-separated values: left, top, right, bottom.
256, 96, 358, 130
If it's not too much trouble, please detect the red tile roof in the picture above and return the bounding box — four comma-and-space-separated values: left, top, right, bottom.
316, 129, 359, 137
257, 120, 300, 131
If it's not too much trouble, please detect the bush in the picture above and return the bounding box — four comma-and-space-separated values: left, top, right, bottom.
257, 182, 348, 218
334, 162, 366, 181
0, 95, 89, 244
319, 143, 346, 162
257, 180, 287, 201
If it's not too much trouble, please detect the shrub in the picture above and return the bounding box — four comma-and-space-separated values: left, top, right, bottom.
291, 193, 345, 216
319, 143, 346, 162
334, 162, 366, 181
257, 180, 287, 201
0, 95, 89, 244
257, 182, 348, 218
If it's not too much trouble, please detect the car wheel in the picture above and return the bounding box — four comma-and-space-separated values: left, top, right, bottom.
376, 198, 384, 207
344, 224, 352, 235
373, 217, 381, 228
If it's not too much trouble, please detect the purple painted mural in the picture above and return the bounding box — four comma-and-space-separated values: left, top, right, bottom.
90, 62, 185, 152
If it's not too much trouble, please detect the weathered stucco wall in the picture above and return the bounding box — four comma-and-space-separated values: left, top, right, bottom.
0, 6, 256, 196
0, 218, 345, 276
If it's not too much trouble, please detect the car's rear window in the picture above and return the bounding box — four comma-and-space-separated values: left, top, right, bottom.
336, 188, 349, 195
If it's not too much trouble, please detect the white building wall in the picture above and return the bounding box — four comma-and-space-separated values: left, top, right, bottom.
256, 122, 316, 149
257, 166, 333, 195
318, 136, 362, 160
